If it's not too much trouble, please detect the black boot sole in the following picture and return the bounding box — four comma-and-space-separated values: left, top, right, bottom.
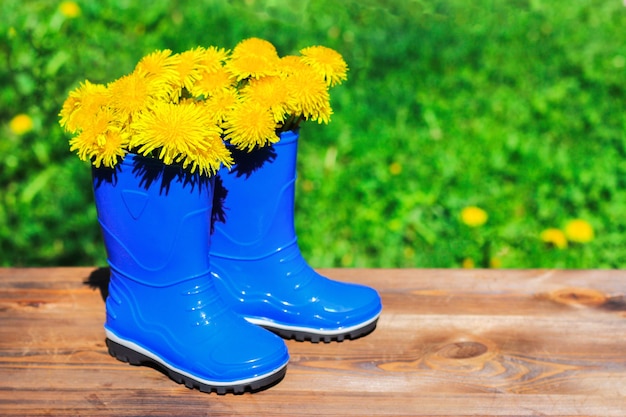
105, 338, 287, 394
261, 317, 379, 343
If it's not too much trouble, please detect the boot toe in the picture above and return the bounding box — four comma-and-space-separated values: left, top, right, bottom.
304, 278, 382, 330
203, 321, 289, 382
318, 280, 382, 322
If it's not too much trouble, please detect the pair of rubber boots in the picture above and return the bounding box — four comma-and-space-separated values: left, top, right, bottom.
93, 131, 382, 394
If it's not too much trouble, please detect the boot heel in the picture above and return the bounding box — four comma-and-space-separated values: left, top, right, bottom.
106, 338, 147, 366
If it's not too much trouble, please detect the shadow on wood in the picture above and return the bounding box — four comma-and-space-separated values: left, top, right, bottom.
85, 266, 110, 302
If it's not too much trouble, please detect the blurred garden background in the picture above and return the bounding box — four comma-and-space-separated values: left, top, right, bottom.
1, 0, 625, 268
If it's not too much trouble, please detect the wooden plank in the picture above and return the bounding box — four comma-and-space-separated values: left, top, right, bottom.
0, 267, 625, 416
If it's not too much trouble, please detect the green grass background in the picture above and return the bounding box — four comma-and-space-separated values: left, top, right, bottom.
1, 0, 625, 268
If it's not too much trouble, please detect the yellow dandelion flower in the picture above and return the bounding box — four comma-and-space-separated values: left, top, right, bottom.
460, 206, 488, 227
231, 37, 278, 60
564, 219, 594, 243
59, 80, 109, 133
59, 98, 80, 133
223, 101, 279, 151
277, 55, 310, 77
107, 70, 166, 122
129, 101, 222, 168
191, 66, 236, 98
203, 88, 239, 124
489, 258, 502, 268
462, 258, 475, 269
92, 128, 129, 168
226, 53, 280, 81
199, 46, 229, 74
69, 107, 122, 164
59, 1, 81, 18
69, 130, 99, 162
240, 76, 290, 123
540, 228, 568, 249
135, 49, 181, 86
184, 137, 233, 177
300, 45, 348, 87
226, 38, 280, 81
284, 66, 332, 124
389, 162, 402, 175
301, 179, 314, 192
171, 47, 206, 94
9, 113, 34, 135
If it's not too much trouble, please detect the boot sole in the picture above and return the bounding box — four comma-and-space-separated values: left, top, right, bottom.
105, 338, 287, 394
247, 315, 380, 343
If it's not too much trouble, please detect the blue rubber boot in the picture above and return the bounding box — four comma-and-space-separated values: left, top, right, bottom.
93, 154, 289, 394
210, 131, 382, 343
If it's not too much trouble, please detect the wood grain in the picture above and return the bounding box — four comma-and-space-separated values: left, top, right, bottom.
1, 267, 625, 416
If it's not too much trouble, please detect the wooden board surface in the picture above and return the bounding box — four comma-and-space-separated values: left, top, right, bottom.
1, 267, 625, 416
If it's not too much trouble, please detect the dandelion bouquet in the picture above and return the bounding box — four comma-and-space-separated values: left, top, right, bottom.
59, 37, 348, 176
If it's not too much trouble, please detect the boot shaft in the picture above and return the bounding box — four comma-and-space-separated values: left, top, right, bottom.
93, 154, 214, 286
212, 130, 299, 258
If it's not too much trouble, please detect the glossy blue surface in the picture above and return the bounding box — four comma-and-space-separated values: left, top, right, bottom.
210, 131, 382, 339
93, 154, 289, 387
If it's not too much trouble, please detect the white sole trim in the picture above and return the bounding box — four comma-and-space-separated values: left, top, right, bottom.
244, 313, 381, 336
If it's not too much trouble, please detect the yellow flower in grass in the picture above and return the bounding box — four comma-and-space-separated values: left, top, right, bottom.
223, 101, 279, 151
540, 228, 568, 249
59, 1, 81, 19
129, 101, 228, 175
9, 113, 34, 135
462, 258, 475, 269
564, 219, 594, 243
389, 162, 402, 175
299, 45, 348, 87
460, 206, 488, 227
59, 80, 109, 133
226, 38, 280, 81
